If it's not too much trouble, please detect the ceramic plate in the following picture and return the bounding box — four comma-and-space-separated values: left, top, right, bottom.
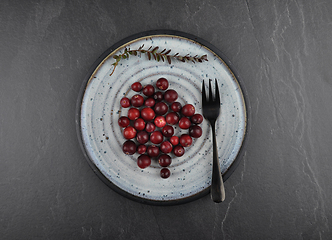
76, 30, 247, 205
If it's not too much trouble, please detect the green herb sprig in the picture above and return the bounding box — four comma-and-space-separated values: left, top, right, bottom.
110, 44, 208, 76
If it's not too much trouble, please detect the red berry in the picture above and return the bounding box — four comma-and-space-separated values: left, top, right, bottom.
179, 134, 192, 147
178, 117, 191, 129
131, 82, 142, 92
137, 155, 151, 169
156, 77, 169, 90
160, 141, 173, 153
170, 102, 182, 112
164, 89, 178, 103
133, 118, 145, 131
153, 91, 163, 101
181, 104, 195, 117
142, 84, 155, 96
120, 97, 131, 108
160, 168, 170, 178
136, 131, 149, 144
150, 131, 163, 144
158, 154, 172, 167
154, 102, 168, 115
145, 122, 156, 133
131, 94, 144, 107
147, 145, 160, 157
189, 125, 202, 138
165, 112, 179, 125
162, 125, 174, 137
154, 116, 166, 128
145, 97, 155, 107
137, 144, 147, 154
170, 135, 179, 146
122, 140, 137, 155
191, 113, 203, 124
123, 126, 137, 139
127, 108, 140, 120
118, 116, 130, 128
140, 107, 155, 121
173, 145, 185, 157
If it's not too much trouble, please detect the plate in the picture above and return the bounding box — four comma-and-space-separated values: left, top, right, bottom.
76, 30, 247, 205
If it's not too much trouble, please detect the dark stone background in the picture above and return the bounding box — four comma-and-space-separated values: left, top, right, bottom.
1, 1, 331, 239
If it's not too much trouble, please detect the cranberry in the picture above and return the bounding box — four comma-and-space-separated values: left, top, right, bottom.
154, 102, 168, 115
160, 168, 171, 178
170, 135, 179, 146
153, 91, 163, 101
131, 82, 142, 92
158, 154, 172, 167
147, 145, 160, 157
145, 97, 155, 107
179, 134, 192, 147
122, 140, 137, 155
170, 102, 182, 112
178, 117, 191, 129
118, 116, 130, 128
145, 122, 156, 133
181, 104, 195, 117
154, 116, 166, 128
156, 77, 169, 90
160, 141, 173, 153
142, 84, 155, 96
123, 126, 137, 139
137, 154, 151, 169
136, 131, 149, 144
131, 94, 144, 107
165, 112, 179, 125
191, 113, 203, 124
137, 144, 147, 154
127, 108, 140, 120
133, 118, 145, 131
140, 107, 155, 121
120, 97, 131, 108
189, 125, 202, 138
164, 89, 178, 103
150, 131, 163, 144
162, 125, 174, 137
173, 145, 185, 157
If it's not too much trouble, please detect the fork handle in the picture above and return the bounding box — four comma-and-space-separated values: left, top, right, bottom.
210, 122, 225, 202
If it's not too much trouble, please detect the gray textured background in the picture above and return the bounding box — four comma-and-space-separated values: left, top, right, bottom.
1, 0, 332, 239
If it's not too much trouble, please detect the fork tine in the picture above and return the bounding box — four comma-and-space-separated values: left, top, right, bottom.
208, 79, 213, 101
215, 78, 220, 105
202, 80, 207, 105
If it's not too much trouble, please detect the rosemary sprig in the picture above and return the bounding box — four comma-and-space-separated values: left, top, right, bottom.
110, 44, 208, 76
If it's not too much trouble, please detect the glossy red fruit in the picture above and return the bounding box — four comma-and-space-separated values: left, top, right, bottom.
137, 155, 151, 169
153, 91, 163, 101
145, 97, 155, 107
120, 97, 131, 108
131, 82, 142, 92
160, 141, 173, 153
145, 122, 156, 133
137, 144, 147, 154
173, 145, 185, 157
178, 117, 191, 129
150, 131, 163, 144
170, 135, 179, 146
127, 108, 140, 120
147, 145, 160, 157
136, 131, 149, 144
179, 134, 192, 147
158, 154, 172, 167
160, 168, 171, 179
189, 125, 202, 138
154, 102, 168, 115
123, 126, 137, 139
140, 107, 155, 121
162, 125, 174, 138
118, 116, 130, 128
170, 102, 182, 112
142, 84, 155, 96
154, 116, 166, 128
191, 113, 203, 124
134, 118, 145, 131
165, 112, 179, 125
181, 104, 195, 117
122, 140, 137, 155
164, 89, 178, 103
131, 94, 144, 107
156, 77, 169, 90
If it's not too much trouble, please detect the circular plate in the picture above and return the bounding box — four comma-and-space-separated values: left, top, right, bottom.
76, 30, 247, 205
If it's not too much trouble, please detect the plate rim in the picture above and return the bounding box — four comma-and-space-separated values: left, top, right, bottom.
75, 29, 250, 205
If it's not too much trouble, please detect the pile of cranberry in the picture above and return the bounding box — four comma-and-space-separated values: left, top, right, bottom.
118, 77, 203, 179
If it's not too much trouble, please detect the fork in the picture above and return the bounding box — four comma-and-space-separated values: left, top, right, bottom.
202, 79, 225, 203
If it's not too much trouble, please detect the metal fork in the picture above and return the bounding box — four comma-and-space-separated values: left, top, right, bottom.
202, 79, 225, 203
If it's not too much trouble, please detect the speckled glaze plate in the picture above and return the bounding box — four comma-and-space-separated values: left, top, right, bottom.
76, 30, 247, 205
